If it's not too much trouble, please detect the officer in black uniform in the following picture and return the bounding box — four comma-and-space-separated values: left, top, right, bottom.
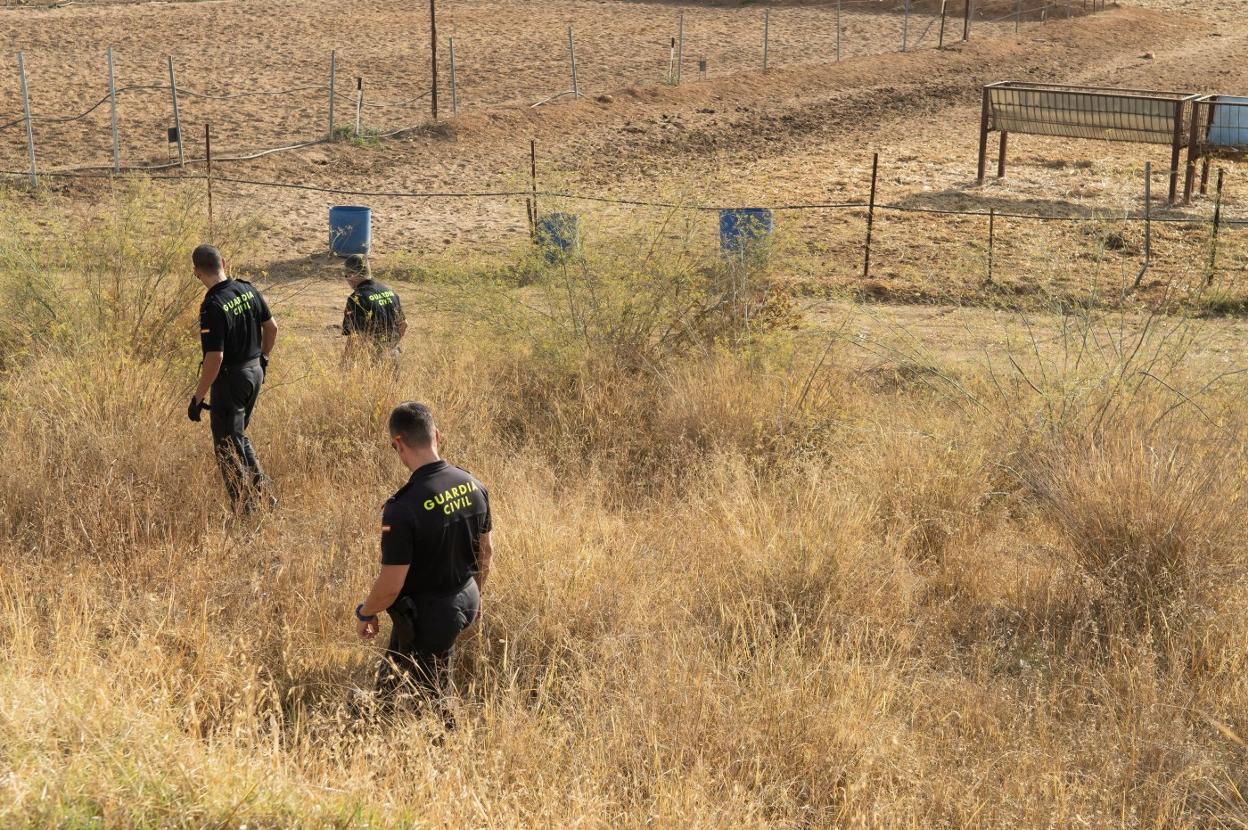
187, 244, 279, 512
355, 402, 494, 725
341, 255, 406, 356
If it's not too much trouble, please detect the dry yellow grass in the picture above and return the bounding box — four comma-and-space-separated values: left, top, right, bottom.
2, 186, 1248, 828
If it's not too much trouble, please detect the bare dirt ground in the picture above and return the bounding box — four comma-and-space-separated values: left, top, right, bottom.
0, 0, 1245, 310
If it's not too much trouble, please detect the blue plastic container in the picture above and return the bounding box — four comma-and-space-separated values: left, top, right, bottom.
1208, 96, 1248, 149
329, 205, 372, 256
719, 208, 774, 257
536, 213, 580, 262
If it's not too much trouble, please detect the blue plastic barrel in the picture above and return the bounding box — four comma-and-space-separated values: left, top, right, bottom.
720, 208, 774, 257
536, 213, 580, 262
329, 205, 372, 256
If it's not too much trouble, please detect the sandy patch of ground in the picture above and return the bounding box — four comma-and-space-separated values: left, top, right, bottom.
1, 1, 1244, 305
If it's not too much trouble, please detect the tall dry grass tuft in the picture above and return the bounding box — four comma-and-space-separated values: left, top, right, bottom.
1021, 421, 1246, 632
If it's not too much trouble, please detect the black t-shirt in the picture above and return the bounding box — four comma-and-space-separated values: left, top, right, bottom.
199, 279, 272, 364
342, 279, 404, 341
381, 460, 492, 597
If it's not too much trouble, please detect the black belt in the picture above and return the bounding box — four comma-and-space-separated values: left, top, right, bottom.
221, 357, 261, 371
410, 577, 476, 601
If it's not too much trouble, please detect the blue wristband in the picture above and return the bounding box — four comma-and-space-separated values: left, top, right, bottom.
355, 603, 377, 622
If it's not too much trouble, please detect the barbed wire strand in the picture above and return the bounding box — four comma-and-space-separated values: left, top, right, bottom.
1, 165, 1239, 225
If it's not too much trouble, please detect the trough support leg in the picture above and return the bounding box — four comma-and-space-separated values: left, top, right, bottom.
1198, 101, 1217, 195
1167, 99, 1184, 205
1184, 100, 1202, 204
997, 130, 1008, 179
976, 86, 991, 186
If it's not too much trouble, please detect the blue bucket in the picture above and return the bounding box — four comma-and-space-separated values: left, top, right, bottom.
719, 208, 773, 257
536, 213, 581, 262
329, 205, 372, 256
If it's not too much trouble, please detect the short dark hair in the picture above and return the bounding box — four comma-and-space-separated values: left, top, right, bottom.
389, 402, 435, 448
344, 254, 369, 275
192, 244, 223, 272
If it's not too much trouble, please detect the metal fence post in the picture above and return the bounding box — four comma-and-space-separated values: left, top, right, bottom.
939, 0, 948, 48
205, 122, 214, 242
677, 12, 684, 84
354, 77, 363, 137
168, 56, 185, 167
863, 153, 879, 279
17, 52, 37, 188
529, 138, 539, 239
568, 27, 579, 98
107, 46, 120, 173
328, 50, 336, 140
836, 0, 842, 61
1015, 0, 1022, 32
762, 9, 770, 70
430, 0, 439, 120
902, 0, 910, 52
1132, 162, 1151, 290
449, 37, 458, 115
963, 0, 972, 41
1206, 169, 1225, 286
986, 207, 995, 284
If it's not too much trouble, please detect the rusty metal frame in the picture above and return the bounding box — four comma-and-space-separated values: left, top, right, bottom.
1184, 95, 1248, 204
977, 81, 1197, 204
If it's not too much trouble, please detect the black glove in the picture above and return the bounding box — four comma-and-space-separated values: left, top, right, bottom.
259, 354, 269, 378
187, 396, 205, 422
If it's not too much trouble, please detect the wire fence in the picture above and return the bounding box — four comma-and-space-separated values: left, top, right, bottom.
0, 0, 1106, 178
4, 148, 1242, 304
7, 0, 1237, 297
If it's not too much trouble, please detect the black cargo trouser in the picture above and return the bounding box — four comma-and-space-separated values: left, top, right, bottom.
376, 578, 480, 726
209, 360, 266, 510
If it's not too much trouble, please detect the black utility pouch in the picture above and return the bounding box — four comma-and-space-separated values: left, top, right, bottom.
387, 596, 420, 646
